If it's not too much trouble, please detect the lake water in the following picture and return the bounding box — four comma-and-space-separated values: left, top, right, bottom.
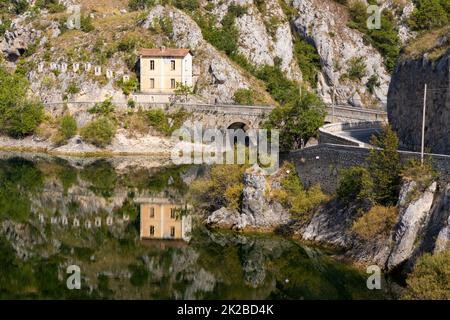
0, 155, 390, 299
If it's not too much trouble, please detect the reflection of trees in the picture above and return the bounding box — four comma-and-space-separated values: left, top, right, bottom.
0, 158, 43, 222
80, 160, 117, 198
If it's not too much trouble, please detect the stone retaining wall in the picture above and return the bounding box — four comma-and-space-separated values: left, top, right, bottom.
289, 144, 450, 194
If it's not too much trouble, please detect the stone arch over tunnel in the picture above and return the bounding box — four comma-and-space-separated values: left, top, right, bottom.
227, 121, 250, 131
226, 121, 253, 148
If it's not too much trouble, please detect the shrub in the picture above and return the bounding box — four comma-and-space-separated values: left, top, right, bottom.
293, 36, 321, 87
224, 183, 244, 210
351, 205, 398, 241
404, 250, 450, 299
13, 0, 29, 14
53, 114, 77, 145
80, 15, 94, 33
1, 100, 44, 138
80, 117, 116, 148
233, 88, 254, 105
172, 0, 200, 11
146, 109, 168, 133
128, 0, 156, 11
116, 77, 138, 96
401, 158, 437, 202
366, 74, 380, 94
346, 1, 400, 71
125, 112, 148, 136
409, 0, 449, 31
66, 81, 80, 95
0, 18, 11, 37
129, 264, 149, 287
35, 0, 65, 13
88, 98, 115, 116
189, 164, 247, 211
0, 67, 44, 137
80, 160, 117, 197
174, 82, 193, 102
146, 108, 190, 135
271, 162, 328, 223
337, 166, 374, 204
346, 56, 367, 81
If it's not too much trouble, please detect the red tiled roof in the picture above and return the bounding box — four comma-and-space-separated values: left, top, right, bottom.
139, 48, 191, 57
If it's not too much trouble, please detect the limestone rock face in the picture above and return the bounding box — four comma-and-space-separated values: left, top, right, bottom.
141, 5, 261, 104
387, 51, 450, 155
205, 207, 247, 230
301, 179, 449, 271
241, 165, 290, 228
206, 165, 290, 230
291, 0, 390, 106
433, 184, 450, 253
211, 0, 302, 81
387, 182, 437, 270
0, 16, 41, 62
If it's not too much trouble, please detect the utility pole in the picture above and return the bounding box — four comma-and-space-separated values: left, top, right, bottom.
332, 87, 336, 123
421, 83, 427, 166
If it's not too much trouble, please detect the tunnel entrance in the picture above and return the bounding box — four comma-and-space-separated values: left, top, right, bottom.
227, 122, 249, 131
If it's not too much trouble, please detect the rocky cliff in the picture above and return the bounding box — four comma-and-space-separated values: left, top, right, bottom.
301, 180, 450, 272
388, 28, 450, 155
0, 0, 414, 109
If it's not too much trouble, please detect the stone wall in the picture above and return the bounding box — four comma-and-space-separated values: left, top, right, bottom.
387, 50, 450, 155
288, 144, 450, 194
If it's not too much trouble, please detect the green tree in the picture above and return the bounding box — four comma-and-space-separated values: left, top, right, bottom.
264, 90, 326, 151
367, 125, 401, 206
80, 160, 117, 197
337, 166, 374, 204
0, 67, 44, 138
409, 0, 449, 31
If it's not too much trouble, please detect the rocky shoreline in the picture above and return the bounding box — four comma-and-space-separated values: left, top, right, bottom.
205, 165, 450, 274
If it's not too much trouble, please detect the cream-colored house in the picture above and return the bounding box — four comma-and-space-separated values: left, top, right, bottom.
139, 47, 193, 98
137, 197, 191, 241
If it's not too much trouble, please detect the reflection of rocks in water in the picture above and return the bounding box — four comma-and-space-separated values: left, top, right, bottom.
1, 220, 46, 260
242, 247, 266, 288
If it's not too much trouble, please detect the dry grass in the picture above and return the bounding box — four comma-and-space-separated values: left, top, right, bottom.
78, 0, 129, 14
402, 26, 450, 61
352, 205, 398, 241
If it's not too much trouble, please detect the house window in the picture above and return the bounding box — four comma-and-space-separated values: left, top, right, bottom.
150, 60, 155, 70
170, 226, 175, 237
149, 225, 155, 236
170, 208, 176, 219
171, 79, 176, 89
171, 60, 175, 70
150, 78, 155, 89
149, 207, 155, 218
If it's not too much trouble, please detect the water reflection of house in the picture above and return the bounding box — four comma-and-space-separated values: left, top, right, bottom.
136, 197, 191, 242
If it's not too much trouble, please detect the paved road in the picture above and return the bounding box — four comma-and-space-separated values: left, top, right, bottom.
334, 127, 381, 144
